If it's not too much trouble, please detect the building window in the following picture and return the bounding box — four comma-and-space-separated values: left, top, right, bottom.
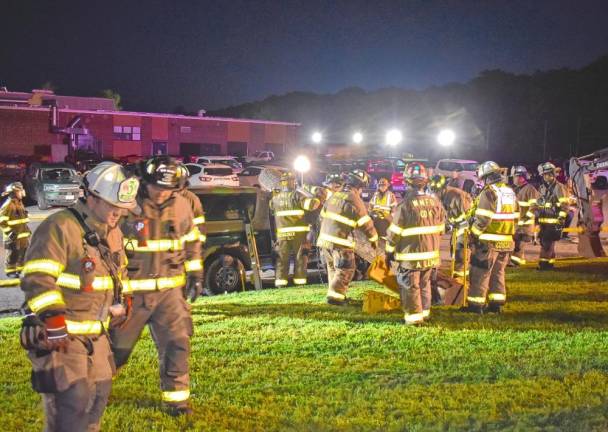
113, 125, 141, 141
180, 126, 192, 134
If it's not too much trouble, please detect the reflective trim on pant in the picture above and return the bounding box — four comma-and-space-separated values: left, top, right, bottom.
468, 246, 510, 306
322, 248, 355, 300
488, 293, 506, 303
275, 233, 309, 284
275, 279, 288, 287
293, 278, 307, 285
162, 389, 190, 403
396, 267, 433, 318
404, 312, 424, 324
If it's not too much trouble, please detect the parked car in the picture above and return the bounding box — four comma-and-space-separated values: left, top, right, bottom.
24, 163, 82, 209
245, 150, 275, 163
434, 159, 479, 193
238, 165, 288, 188
194, 156, 243, 173
184, 163, 239, 187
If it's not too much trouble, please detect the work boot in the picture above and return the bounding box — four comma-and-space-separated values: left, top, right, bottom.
485, 303, 503, 314
165, 403, 193, 417
459, 304, 484, 314
537, 261, 554, 271
327, 296, 347, 306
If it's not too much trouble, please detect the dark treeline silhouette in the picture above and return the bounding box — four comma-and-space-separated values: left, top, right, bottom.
210, 55, 608, 163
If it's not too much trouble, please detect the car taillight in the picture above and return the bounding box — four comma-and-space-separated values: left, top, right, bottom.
199, 176, 212, 182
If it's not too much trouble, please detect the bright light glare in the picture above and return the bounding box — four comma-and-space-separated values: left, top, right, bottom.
352, 132, 363, 144
293, 155, 311, 173
311, 131, 323, 144
437, 129, 456, 147
385, 129, 403, 146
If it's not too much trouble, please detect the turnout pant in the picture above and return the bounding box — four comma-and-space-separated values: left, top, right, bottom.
110, 288, 193, 408
511, 233, 533, 265
539, 225, 559, 269
396, 266, 433, 324
28, 336, 114, 432
275, 232, 309, 286
4, 239, 28, 275
468, 244, 510, 307
452, 234, 468, 278
322, 248, 355, 301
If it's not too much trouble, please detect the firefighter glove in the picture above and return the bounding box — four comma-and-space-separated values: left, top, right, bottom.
185, 276, 203, 303
19, 313, 46, 351
7, 231, 17, 242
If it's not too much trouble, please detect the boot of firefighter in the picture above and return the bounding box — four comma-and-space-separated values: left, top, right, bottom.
459, 303, 484, 314
538, 260, 554, 271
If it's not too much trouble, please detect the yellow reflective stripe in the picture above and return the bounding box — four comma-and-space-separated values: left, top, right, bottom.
558, 211, 568, 218
422, 310, 430, 318
7, 217, 29, 225
162, 390, 190, 403
327, 290, 346, 300
540, 258, 556, 263
122, 274, 186, 293
199, 233, 207, 243
451, 213, 467, 223
479, 233, 512, 242
372, 204, 392, 211
303, 198, 316, 210
455, 227, 467, 236
27, 290, 65, 313
57, 273, 114, 291
276, 209, 306, 217
275, 279, 288, 286
470, 226, 483, 236
321, 210, 356, 227
396, 224, 445, 237
65, 318, 110, 335
293, 278, 307, 285
539, 218, 560, 224
558, 197, 569, 203
491, 212, 518, 220
184, 259, 203, 272
518, 201, 530, 207
525, 211, 535, 219
475, 208, 494, 218
395, 250, 440, 261
404, 312, 424, 323
1, 227, 10, 233
385, 243, 395, 253
193, 215, 206, 225
318, 233, 354, 248
518, 220, 535, 226
488, 293, 506, 301
467, 296, 486, 305
23, 259, 65, 278
368, 234, 379, 242
453, 270, 469, 276
388, 223, 403, 235
277, 226, 310, 233
17, 232, 31, 239
182, 227, 201, 243
510, 255, 526, 264
543, 203, 553, 208
0, 215, 8, 222
124, 238, 184, 252
357, 215, 372, 226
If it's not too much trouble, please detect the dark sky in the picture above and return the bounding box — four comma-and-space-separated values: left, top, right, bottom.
2, 0, 607, 112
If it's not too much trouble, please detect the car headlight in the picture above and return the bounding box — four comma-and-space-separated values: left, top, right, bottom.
43, 184, 59, 192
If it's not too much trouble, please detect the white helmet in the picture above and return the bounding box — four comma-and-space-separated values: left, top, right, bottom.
2, 181, 25, 197
477, 161, 501, 179
84, 162, 139, 209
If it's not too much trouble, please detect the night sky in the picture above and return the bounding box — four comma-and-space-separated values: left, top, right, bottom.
2, 0, 607, 112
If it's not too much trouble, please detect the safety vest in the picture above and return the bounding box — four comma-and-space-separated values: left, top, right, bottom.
537, 181, 569, 225
370, 191, 396, 214
471, 183, 517, 246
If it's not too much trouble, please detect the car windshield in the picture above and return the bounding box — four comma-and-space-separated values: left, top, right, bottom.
41, 168, 75, 181
462, 163, 479, 171
205, 167, 233, 176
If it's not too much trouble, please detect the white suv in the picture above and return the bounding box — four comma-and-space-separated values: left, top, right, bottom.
434, 159, 479, 193
246, 151, 275, 163
194, 156, 243, 173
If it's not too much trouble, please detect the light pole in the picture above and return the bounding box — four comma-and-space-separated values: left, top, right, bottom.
437, 129, 455, 158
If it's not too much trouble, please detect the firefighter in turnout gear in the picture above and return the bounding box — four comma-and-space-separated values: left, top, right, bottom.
270, 172, 320, 287
19, 162, 138, 432
323, 172, 344, 199
1, 182, 31, 277
510, 166, 540, 266
318, 169, 378, 305
463, 161, 518, 314
429, 174, 472, 281
111, 156, 203, 416
386, 163, 445, 325
534, 162, 568, 270
368, 177, 397, 219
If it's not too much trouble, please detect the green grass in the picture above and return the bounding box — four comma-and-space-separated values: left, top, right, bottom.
2, 263, 608, 431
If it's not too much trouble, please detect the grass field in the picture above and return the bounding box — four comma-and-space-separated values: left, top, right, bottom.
2, 263, 608, 431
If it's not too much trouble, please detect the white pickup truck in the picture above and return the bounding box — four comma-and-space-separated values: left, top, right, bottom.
434, 159, 480, 193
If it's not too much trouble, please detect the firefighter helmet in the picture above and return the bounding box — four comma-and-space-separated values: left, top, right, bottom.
141, 156, 186, 190
280, 171, 296, 190
2, 181, 25, 197
84, 162, 139, 209
477, 161, 501, 179
345, 169, 370, 188
404, 162, 428, 186
538, 162, 556, 176
429, 174, 448, 192
511, 165, 528, 178
323, 173, 343, 187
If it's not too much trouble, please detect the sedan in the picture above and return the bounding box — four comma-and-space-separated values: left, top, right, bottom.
184, 163, 239, 187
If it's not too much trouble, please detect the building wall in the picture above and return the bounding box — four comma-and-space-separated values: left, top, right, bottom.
0, 107, 299, 162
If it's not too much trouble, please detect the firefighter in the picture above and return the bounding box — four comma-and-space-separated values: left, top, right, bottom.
317, 169, 378, 305
510, 166, 540, 265
19, 162, 138, 432
463, 161, 518, 314
386, 163, 445, 325
0, 182, 31, 277
111, 156, 203, 416
534, 162, 569, 270
429, 174, 472, 281
368, 177, 397, 219
323, 172, 344, 198
270, 172, 320, 287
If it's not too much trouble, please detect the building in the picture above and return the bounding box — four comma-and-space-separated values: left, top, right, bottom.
0, 88, 300, 162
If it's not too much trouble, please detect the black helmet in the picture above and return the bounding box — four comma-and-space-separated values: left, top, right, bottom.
323, 173, 343, 187
429, 174, 448, 192
141, 156, 186, 190
345, 169, 370, 188
404, 162, 428, 187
